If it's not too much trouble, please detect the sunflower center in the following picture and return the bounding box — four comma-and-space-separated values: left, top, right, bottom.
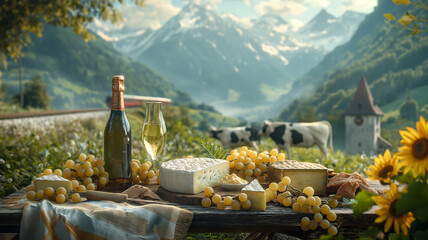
412, 138, 428, 159
379, 165, 394, 179
389, 199, 402, 217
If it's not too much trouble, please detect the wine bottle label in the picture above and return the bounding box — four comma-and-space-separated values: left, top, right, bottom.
111, 75, 125, 110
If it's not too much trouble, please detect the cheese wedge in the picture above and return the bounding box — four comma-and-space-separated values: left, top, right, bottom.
268, 160, 327, 195
159, 158, 229, 194
34, 174, 72, 193
241, 180, 266, 210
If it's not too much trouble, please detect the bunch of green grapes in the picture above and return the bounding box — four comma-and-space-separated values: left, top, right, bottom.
201, 187, 252, 211
130, 160, 157, 185
26, 153, 108, 204
226, 147, 286, 184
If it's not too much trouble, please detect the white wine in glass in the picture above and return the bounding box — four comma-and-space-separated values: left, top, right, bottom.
142, 102, 166, 166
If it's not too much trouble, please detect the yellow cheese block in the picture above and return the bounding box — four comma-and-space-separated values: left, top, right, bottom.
241, 180, 266, 210
268, 160, 327, 195
34, 174, 72, 193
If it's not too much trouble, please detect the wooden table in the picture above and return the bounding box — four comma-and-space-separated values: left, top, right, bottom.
0, 182, 383, 239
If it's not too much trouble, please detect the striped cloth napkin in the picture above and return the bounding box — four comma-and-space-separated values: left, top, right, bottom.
20, 195, 193, 240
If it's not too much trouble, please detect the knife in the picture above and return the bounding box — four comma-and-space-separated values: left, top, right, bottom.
76, 190, 178, 206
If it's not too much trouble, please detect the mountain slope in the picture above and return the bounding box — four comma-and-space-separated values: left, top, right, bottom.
3, 24, 190, 109
276, 0, 428, 148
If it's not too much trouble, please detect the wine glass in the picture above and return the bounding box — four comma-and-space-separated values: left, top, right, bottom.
142, 102, 167, 168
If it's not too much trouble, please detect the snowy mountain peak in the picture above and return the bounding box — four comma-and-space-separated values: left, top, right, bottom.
309, 9, 336, 24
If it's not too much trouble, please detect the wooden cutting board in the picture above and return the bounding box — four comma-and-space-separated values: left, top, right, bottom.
157, 186, 243, 205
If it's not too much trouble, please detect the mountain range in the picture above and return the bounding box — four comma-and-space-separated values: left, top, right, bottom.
277, 0, 428, 148
94, 5, 365, 119
2, 24, 191, 109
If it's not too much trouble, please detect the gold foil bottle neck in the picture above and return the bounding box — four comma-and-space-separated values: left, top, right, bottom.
111, 75, 125, 110
112, 75, 125, 92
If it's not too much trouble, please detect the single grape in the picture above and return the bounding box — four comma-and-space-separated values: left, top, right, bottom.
78, 168, 86, 178
231, 200, 241, 210
83, 162, 92, 170
132, 176, 140, 184
259, 163, 267, 172
329, 199, 338, 208
244, 158, 251, 164
301, 217, 310, 227
303, 187, 314, 197
86, 183, 96, 191
309, 220, 318, 230
269, 182, 278, 192
277, 153, 286, 161
269, 156, 277, 164
65, 159, 75, 169
204, 187, 214, 197
281, 176, 291, 185
36, 190, 45, 200
212, 194, 222, 205
312, 205, 321, 214
131, 162, 139, 172
77, 185, 86, 192
277, 194, 285, 203
307, 196, 316, 206
63, 168, 72, 179
71, 193, 81, 203
327, 211, 337, 221
100, 171, 109, 179
257, 175, 266, 184
147, 170, 155, 178
254, 157, 263, 165
261, 155, 270, 163
44, 187, 54, 197
201, 197, 212, 208
85, 168, 94, 177
245, 169, 253, 177
99, 177, 107, 186
239, 150, 247, 158
297, 196, 307, 205
56, 187, 67, 195
241, 199, 251, 209
83, 177, 92, 186
141, 163, 150, 172
74, 163, 81, 171
79, 154, 86, 162
217, 201, 226, 210
315, 196, 322, 206
56, 194, 66, 203
292, 203, 302, 212
93, 167, 100, 176
96, 159, 105, 167
27, 191, 36, 201
328, 226, 338, 236
321, 205, 331, 215
53, 169, 62, 176
235, 162, 244, 170
270, 149, 278, 156
301, 204, 311, 213
314, 213, 323, 222
277, 182, 286, 192
283, 197, 292, 207
320, 219, 330, 229
253, 168, 262, 176
247, 162, 256, 170
238, 193, 248, 202
224, 196, 233, 206
71, 180, 80, 190
248, 151, 257, 159
270, 191, 277, 200
43, 169, 53, 175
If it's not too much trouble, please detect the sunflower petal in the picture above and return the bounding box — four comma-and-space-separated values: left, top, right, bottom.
394, 219, 400, 234
384, 218, 393, 233
384, 149, 391, 160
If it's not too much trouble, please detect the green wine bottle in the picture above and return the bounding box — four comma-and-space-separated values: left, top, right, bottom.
104, 75, 132, 186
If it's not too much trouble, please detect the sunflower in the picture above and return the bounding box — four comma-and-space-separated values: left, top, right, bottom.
366, 149, 399, 184
396, 116, 428, 177
372, 183, 415, 235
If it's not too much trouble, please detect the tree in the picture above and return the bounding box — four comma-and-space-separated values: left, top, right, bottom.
13, 74, 50, 109
399, 96, 419, 121
384, 0, 428, 35
0, 0, 144, 97
297, 106, 318, 122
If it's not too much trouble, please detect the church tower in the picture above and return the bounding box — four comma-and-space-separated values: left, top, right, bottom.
344, 77, 391, 154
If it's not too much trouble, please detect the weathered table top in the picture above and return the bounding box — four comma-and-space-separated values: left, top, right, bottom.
0, 181, 384, 239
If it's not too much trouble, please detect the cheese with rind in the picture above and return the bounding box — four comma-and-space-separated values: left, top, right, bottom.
268, 160, 328, 195
159, 158, 229, 194
34, 174, 72, 193
241, 180, 266, 210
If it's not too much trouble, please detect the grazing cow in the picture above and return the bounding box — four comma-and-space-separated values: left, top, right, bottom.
209, 126, 260, 151
261, 120, 333, 160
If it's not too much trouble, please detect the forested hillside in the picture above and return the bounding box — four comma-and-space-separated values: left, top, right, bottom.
2, 24, 191, 109
276, 0, 428, 148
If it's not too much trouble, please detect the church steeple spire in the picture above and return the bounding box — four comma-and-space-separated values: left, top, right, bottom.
344, 77, 383, 116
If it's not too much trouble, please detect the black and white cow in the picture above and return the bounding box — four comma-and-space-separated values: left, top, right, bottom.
209, 126, 260, 151
261, 120, 333, 160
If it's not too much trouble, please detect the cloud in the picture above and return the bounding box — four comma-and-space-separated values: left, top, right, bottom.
118, 0, 180, 30
255, 0, 307, 16
288, 19, 305, 31
187, 0, 223, 9
222, 13, 252, 28
338, 0, 377, 13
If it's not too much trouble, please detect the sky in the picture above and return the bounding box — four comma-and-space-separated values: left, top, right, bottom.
110, 0, 378, 32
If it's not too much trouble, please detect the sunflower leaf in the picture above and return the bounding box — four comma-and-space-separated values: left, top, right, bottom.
395, 182, 428, 215
393, 171, 415, 184
353, 190, 376, 218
